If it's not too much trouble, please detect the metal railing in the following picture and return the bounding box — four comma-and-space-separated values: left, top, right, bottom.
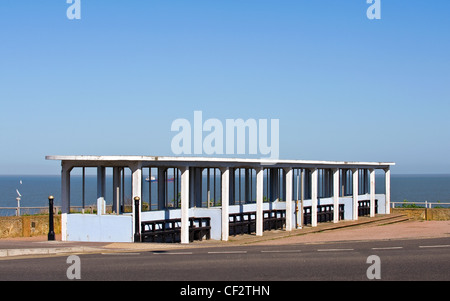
0, 206, 56, 216
391, 201, 450, 209
0, 204, 123, 216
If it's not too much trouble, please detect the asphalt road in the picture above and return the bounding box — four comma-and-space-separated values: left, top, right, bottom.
1, 237, 449, 283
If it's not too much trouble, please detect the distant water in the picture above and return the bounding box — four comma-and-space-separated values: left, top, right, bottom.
0, 174, 449, 215
388, 174, 450, 205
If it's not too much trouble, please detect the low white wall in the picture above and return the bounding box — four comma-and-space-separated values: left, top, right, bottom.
64, 213, 133, 242
375, 194, 386, 214
193, 208, 222, 240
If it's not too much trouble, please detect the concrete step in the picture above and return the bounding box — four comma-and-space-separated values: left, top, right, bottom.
370, 214, 410, 225
230, 214, 410, 245
361, 214, 410, 227
318, 214, 410, 230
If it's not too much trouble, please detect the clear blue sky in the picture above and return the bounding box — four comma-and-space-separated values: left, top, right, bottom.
0, 0, 449, 175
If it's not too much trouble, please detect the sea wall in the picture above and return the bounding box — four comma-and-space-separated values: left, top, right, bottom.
0, 215, 61, 238
392, 208, 450, 221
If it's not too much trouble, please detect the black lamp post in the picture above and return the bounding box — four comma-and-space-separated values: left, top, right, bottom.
48, 195, 55, 241
134, 196, 141, 242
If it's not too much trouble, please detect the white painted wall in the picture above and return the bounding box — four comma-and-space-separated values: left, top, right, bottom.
64, 214, 133, 242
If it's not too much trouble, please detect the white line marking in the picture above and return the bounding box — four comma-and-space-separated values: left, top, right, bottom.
102, 253, 141, 256
371, 247, 403, 250
261, 250, 301, 253
419, 245, 450, 249
152, 252, 193, 255
317, 248, 354, 252
208, 251, 247, 254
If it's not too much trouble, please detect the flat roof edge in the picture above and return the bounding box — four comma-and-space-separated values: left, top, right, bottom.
45, 155, 395, 167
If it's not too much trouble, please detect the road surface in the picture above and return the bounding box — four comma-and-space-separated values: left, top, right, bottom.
0, 237, 449, 282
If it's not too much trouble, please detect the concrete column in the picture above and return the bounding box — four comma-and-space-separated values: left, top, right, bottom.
385, 167, 391, 214
189, 167, 195, 207
96, 167, 106, 215
352, 168, 359, 220
305, 169, 311, 199
269, 168, 279, 202
229, 168, 235, 205
284, 168, 293, 231
364, 169, 369, 194
324, 169, 329, 197
311, 168, 318, 227
256, 167, 264, 236
112, 167, 121, 214
60, 162, 72, 242
369, 169, 376, 217
245, 168, 250, 203
158, 167, 166, 210
341, 169, 346, 196
221, 167, 230, 241
333, 168, 340, 223
194, 167, 203, 207
180, 166, 190, 244
299, 169, 304, 228
97, 166, 106, 200
61, 162, 72, 214
132, 164, 142, 205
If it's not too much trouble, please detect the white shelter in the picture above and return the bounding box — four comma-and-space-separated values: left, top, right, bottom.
46, 155, 394, 244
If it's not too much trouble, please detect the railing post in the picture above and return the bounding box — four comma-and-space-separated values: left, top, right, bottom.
16, 197, 21, 217
134, 196, 141, 242
48, 195, 55, 241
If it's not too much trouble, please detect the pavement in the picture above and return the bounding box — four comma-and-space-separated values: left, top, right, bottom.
1, 214, 449, 258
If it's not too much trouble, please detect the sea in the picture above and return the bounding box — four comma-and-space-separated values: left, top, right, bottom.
0, 174, 449, 216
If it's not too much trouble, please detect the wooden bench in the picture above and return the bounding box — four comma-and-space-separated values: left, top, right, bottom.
317, 205, 333, 223
190, 217, 211, 242
358, 199, 378, 217
303, 204, 346, 225
263, 209, 286, 231
229, 212, 256, 236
